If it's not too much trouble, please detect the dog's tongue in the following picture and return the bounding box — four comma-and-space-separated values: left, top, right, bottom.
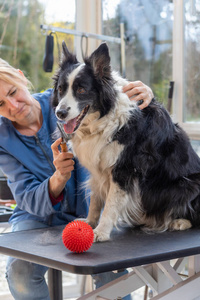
64, 117, 77, 134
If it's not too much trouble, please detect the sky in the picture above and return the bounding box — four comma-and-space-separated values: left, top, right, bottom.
40, 0, 76, 23
102, 0, 120, 20
40, 0, 120, 23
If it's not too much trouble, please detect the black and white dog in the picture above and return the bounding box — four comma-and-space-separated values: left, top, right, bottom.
52, 41, 200, 242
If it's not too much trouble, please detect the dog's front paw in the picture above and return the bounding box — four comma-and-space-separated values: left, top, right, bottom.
85, 218, 98, 229
93, 229, 110, 242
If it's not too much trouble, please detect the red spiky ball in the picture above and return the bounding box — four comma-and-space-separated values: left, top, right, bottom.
62, 220, 94, 253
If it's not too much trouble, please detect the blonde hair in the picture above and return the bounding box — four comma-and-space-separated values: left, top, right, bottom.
0, 58, 33, 90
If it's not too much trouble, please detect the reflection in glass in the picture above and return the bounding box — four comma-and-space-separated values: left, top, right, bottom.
184, 0, 200, 122
102, 0, 173, 108
191, 140, 200, 157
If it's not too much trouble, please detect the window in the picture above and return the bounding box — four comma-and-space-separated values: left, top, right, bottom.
191, 140, 200, 157
102, 0, 173, 108
0, 0, 76, 92
184, 0, 200, 123
173, 0, 200, 139
102, 0, 200, 140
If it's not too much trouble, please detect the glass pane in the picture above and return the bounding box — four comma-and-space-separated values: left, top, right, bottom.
0, 0, 76, 92
102, 0, 173, 108
184, 0, 200, 122
191, 140, 200, 157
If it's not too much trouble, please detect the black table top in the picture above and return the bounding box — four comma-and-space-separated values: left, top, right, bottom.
1, 225, 200, 275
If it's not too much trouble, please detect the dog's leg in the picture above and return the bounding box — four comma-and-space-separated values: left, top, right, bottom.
169, 219, 192, 231
93, 182, 128, 242
86, 194, 103, 229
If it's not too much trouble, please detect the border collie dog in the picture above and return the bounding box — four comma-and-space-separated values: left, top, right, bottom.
52, 41, 200, 242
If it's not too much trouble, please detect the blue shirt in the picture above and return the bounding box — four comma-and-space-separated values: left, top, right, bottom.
0, 89, 89, 226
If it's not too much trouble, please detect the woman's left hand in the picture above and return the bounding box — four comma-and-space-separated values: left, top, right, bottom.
123, 81, 154, 110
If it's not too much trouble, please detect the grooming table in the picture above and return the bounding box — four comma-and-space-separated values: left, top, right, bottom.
0, 225, 200, 299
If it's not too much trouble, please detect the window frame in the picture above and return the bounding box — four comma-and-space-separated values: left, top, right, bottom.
173, 0, 200, 140
75, 0, 102, 61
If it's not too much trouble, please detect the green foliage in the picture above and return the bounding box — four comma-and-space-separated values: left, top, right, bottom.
152, 79, 169, 107
0, 0, 74, 92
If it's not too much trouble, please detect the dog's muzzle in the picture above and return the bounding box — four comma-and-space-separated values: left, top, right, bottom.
56, 106, 71, 120
56, 105, 90, 134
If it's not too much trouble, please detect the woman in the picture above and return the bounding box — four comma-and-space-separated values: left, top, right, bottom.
0, 58, 153, 300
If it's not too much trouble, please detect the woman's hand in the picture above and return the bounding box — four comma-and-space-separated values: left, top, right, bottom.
123, 81, 154, 110
51, 138, 74, 178
49, 138, 75, 198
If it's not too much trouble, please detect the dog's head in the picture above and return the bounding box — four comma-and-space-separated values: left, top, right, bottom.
52, 42, 116, 134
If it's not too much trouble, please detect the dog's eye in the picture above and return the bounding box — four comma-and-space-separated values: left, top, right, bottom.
77, 87, 86, 94
58, 86, 62, 94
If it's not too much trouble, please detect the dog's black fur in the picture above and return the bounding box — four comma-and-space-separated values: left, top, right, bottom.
112, 102, 200, 226
52, 42, 200, 241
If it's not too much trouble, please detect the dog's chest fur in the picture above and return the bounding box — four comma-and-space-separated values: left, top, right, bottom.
72, 106, 126, 175
71, 92, 134, 198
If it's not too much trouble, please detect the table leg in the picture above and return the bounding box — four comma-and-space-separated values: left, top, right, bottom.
48, 268, 63, 300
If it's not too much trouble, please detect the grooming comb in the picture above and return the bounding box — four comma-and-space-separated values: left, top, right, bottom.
57, 122, 72, 152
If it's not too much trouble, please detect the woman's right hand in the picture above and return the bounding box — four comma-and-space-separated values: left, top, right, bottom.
51, 138, 74, 179
49, 138, 75, 198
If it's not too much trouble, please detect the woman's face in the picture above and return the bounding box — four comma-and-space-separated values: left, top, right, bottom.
0, 79, 34, 123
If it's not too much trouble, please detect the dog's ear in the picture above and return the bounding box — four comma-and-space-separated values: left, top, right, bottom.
62, 41, 71, 58
51, 42, 79, 109
52, 61, 61, 109
51, 86, 58, 110
87, 43, 111, 79
51, 73, 59, 109
61, 41, 78, 65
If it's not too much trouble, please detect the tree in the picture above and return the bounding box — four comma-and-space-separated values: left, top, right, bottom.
0, 0, 75, 92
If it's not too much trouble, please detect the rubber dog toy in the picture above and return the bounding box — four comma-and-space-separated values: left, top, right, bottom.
62, 220, 94, 253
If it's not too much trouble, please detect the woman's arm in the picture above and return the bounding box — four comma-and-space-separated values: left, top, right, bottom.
0, 150, 56, 217
0, 145, 72, 217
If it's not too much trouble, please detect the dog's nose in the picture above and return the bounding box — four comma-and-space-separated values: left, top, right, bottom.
56, 107, 70, 120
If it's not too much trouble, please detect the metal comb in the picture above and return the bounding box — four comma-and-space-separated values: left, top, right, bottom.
57, 122, 72, 152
